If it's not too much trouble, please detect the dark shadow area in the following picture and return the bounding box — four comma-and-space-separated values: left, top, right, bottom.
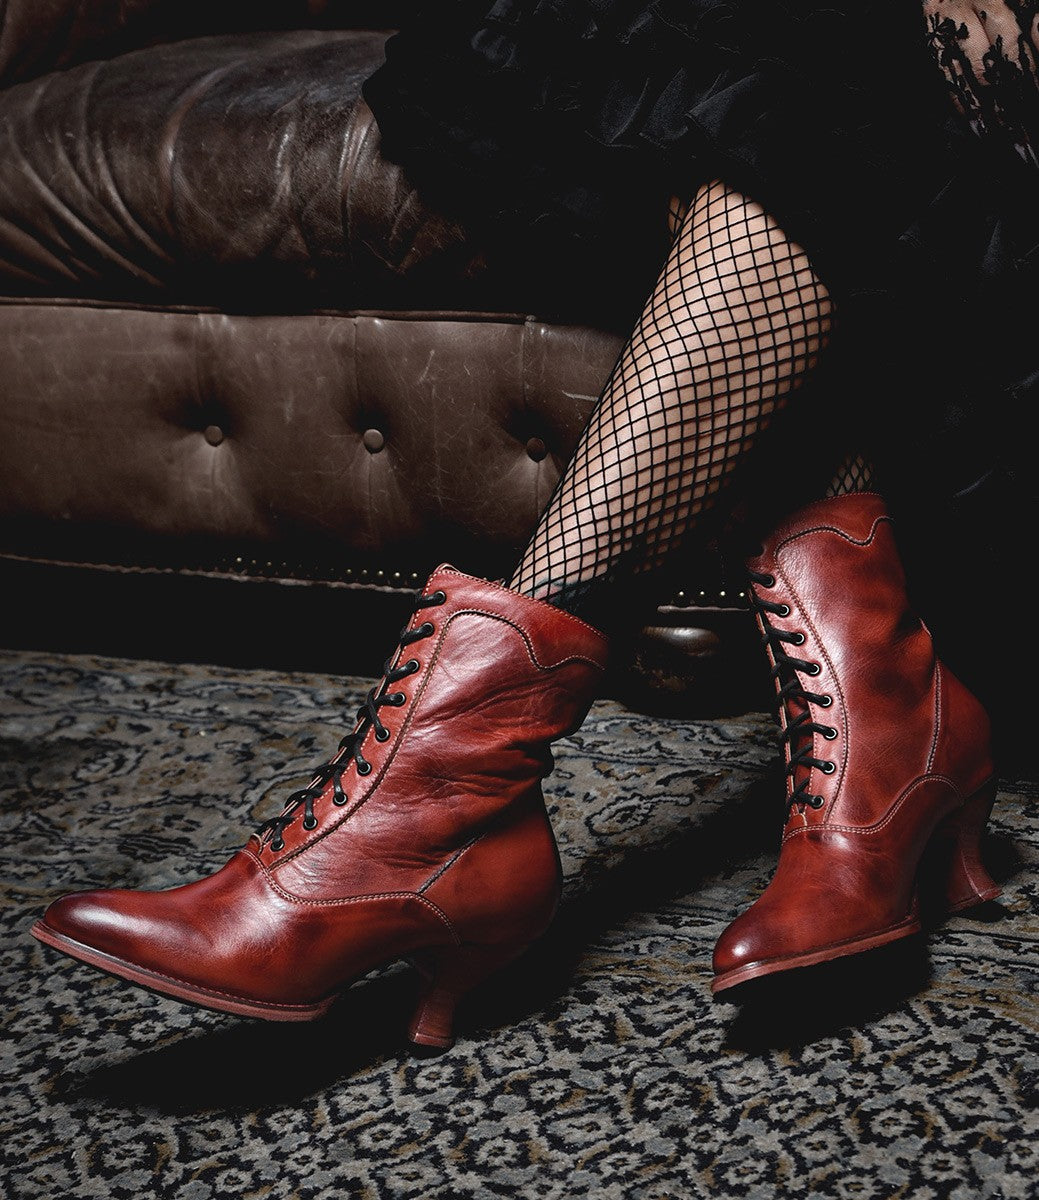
0, 556, 770, 718
49, 966, 416, 1114
0, 557, 413, 679
718, 937, 935, 1053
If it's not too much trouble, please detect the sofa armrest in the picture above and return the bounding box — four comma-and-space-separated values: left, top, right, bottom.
0, 0, 410, 86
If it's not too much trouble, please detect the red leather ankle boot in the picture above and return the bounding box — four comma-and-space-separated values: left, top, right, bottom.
712, 493, 999, 994
32, 567, 608, 1048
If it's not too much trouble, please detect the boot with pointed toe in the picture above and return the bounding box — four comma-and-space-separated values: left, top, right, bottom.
32, 566, 608, 1048
712, 493, 999, 995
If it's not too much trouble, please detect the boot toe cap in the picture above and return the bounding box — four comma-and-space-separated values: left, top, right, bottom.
713, 908, 772, 981
39, 888, 147, 961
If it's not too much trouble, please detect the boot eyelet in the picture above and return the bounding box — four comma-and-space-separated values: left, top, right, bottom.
375, 728, 390, 743
302, 816, 318, 831
805, 663, 822, 676
759, 573, 776, 588
387, 692, 407, 706
270, 838, 284, 852
428, 589, 446, 604
356, 761, 372, 776
416, 621, 435, 638
817, 694, 833, 708
405, 659, 420, 675
821, 761, 836, 775
776, 604, 791, 617
332, 792, 349, 806
809, 795, 825, 809
822, 726, 838, 740
791, 632, 806, 646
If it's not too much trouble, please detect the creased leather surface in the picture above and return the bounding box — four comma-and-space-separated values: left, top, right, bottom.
0, 30, 522, 311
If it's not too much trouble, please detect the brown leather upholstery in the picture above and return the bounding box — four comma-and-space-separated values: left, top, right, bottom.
0, 14, 740, 689
0, 24, 665, 586
0, 300, 619, 578
0, 31, 501, 308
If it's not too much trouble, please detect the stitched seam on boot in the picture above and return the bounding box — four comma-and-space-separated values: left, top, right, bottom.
771, 514, 891, 560
264, 872, 457, 928
926, 662, 943, 775
417, 835, 481, 893
781, 773, 964, 843
431, 566, 611, 652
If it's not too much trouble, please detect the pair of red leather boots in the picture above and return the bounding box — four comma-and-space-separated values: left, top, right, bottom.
31, 494, 999, 1047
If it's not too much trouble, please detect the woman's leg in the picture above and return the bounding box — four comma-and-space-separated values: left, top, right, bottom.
507, 179, 834, 625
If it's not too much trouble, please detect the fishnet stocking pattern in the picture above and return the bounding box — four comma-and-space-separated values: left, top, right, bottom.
827, 453, 875, 496
508, 180, 834, 621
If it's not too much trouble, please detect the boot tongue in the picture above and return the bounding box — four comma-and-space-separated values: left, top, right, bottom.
784, 691, 813, 799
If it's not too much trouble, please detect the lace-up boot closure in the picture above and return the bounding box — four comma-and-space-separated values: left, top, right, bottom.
712, 493, 998, 994
31, 567, 608, 1048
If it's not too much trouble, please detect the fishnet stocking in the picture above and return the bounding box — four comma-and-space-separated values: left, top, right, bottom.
508, 180, 834, 627
827, 453, 875, 497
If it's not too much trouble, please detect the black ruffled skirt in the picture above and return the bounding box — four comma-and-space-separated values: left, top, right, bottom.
363, 1, 1038, 731
365, 2, 1029, 301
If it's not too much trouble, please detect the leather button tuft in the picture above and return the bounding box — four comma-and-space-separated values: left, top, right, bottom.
363, 428, 385, 453
526, 436, 548, 462
203, 425, 224, 447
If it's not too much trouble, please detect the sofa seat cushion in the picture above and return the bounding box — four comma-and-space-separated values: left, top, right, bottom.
0, 299, 621, 577
0, 29, 527, 313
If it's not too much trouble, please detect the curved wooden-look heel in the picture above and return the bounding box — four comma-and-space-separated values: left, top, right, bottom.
933, 782, 1001, 913
407, 942, 530, 1051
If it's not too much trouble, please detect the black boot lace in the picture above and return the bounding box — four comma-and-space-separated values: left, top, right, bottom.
256, 587, 448, 852
748, 568, 836, 813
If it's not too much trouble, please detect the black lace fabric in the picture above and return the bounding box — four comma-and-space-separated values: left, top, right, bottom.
925, 0, 1039, 168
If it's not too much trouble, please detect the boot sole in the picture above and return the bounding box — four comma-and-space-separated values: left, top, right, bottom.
710, 913, 922, 995
30, 919, 335, 1022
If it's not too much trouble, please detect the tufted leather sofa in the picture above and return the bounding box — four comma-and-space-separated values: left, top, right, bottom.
0, 1, 755, 700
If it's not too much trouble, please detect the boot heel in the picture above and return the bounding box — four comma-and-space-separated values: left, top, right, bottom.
933, 782, 1001, 913
407, 941, 530, 1051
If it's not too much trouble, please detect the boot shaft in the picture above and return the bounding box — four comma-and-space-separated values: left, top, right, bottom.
748, 494, 989, 828
261, 567, 609, 896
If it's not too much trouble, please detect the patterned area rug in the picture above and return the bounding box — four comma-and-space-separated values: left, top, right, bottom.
2, 648, 1037, 1199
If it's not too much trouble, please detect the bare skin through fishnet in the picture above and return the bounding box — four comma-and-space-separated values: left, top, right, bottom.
508, 179, 835, 619
828, 452, 875, 496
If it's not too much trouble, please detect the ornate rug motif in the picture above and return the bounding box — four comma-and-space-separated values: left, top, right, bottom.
1, 649, 1036, 1199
